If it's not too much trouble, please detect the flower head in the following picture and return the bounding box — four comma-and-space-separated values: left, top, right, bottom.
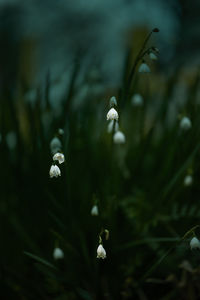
131, 94, 143, 107
53, 152, 65, 164
53, 247, 64, 260
149, 52, 157, 60
190, 237, 200, 250
49, 165, 61, 178
50, 137, 62, 154
113, 131, 126, 144
91, 205, 99, 216
107, 120, 119, 133
184, 175, 193, 187
107, 108, 119, 121
138, 62, 151, 73
180, 117, 192, 130
97, 244, 106, 259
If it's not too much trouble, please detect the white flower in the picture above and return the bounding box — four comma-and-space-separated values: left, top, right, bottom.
49, 165, 61, 178
53, 247, 64, 260
138, 62, 151, 73
184, 175, 193, 187
180, 117, 192, 130
190, 237, 200, 250
149, 52, 157, 60
58, 128, 64, 135
106, 108, 119, 121
91, 205, 99, 216
113, 131, 126, 144
97, 244, 106, 259
53, 152, 65, 164
131, 94, 144, 107
107, 120, 119, 133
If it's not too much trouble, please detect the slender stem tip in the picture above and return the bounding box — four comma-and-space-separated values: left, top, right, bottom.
153, 28, 159, 32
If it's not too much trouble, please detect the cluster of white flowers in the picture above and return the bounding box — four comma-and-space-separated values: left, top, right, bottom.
106, 96, 126, 144
138, 47, 159, 73
49, 131, 65, 178
190, 237, 200, 250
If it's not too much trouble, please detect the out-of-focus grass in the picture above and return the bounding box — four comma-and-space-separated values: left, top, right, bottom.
1, 34, 200, 300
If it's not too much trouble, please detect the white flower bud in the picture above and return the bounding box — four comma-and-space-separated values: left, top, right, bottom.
50, 137, 62, 154
53, 152, 65, 164
180, 117, 192, 130
149, 52, 157, 60
113, 131, 126, 144
49, 165, 61, 178
184, 175, 193, 187
138, 62, 151, 73
107, 120, 119, 133
53, 247, 64, 260
109, 96, 117, 107
58, 128, 64, 135
131, 94, 144, 107
107, 108, 119, 121
190, 237, 200, 250
97, 244, 106, 259
91, 205, 99, 216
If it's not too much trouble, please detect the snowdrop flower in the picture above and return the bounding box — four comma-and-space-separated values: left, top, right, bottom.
49, 165, 61, 178
91, 205, 99, 216
97, 244, 106, 259
107, 120, 119, 133
53, 152, 65, 164
50, 137, 62, 154
180, 117, 192, 130
149, 52, 157, 60
138, 62, 151, 73
58, 128, 64, 135
53, 247, 64, 260
184, 175, 193, 187
107, 108, 119, 121
131, 94, 144, 107
113, 131, 126, 144
190, 237, 200, 250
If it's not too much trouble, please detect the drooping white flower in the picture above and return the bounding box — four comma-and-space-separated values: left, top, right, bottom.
53, 247, 64, 260
113, 131, 126, 144
49, 165, 61, 178
50, 137, 62, 154
184, 175, 193, 187
58, 128, 64, 135
190, 237, 200, 250
107, 120, 119, 133
53, 152, 65, 164
97, 244, 106, 259
149, 52, 157, 60
138, 62, 151, 73
180, 117, 192, 130
131, 94, 144, 107
106, 108, 119, 121
91, 205, 99, 216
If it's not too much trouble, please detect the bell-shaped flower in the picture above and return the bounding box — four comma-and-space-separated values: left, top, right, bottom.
131, 94, 144, 107
107, 108, 119, 121
180, 117, 192, 130
91, 205, 99, 216
113, 131, 126, 144
184, 175, 193, 187
97, 244, 106, 259
138, 62, 151, 73
53, 247, 64, 260
190, 237, 200, 250
53, 152, 65, 164
49, 165, 61, 178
